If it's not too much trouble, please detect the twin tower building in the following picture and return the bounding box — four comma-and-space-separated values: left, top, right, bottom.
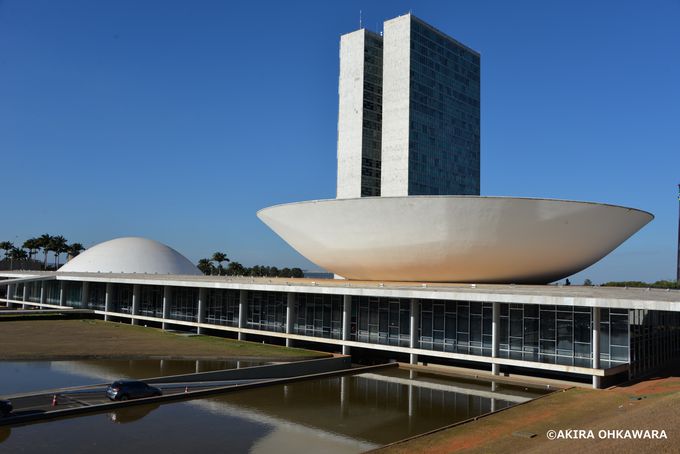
336, 13, 481, 199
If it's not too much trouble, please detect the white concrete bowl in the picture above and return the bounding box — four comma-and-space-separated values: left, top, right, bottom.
257, 196, 653, 284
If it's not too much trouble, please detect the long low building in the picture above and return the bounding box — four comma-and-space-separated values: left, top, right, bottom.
2, 267, 679, 389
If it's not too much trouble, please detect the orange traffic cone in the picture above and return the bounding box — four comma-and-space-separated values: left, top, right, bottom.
51, 394, 58, 406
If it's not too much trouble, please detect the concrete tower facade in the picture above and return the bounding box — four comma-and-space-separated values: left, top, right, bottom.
337, 14, 480, 198
336, 29, 383, 199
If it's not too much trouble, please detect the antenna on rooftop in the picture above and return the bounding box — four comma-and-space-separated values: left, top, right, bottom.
359, 10, 362, 29
677, 183, 680, 284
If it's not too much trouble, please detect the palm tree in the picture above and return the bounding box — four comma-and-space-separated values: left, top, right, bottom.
48, 236, 68, 268
211, 252, 229, 276
226, 261, 246, 276
0, 241, 13, 263
22, 238, 40, 262
37, 234, 53, 270
197, 258, 214, 275
67, 243, 85, 261
8, 247, 27, 270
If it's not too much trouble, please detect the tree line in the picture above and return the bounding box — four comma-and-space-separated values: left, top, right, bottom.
601, 280, 679, 289
0, 234, 85, 270
197, 252, 304, 278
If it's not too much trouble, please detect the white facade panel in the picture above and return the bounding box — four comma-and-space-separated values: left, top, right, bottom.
336, 30, 366, 199
380, 15, 411, 196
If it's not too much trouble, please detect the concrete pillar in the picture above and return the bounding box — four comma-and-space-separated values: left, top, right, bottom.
6, 283, 15, 308
39, 281, 46, 306
104, 283, 112, 321
7, 283, 14, 307
491, 302, 500, 375
342, 294, 351, 355
409, 299, 419, 365
592, 307, 601, 389
81, 281, 89, 309
238, 290, 247, 341
22, 283, 28, 309
162, 286, 172, 330
285, 292, 295, 348
59, 281, 65, 307
197, 288, 207, 335
131, 284, 140, 325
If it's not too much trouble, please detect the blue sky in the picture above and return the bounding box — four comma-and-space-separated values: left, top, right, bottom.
1, 0, 678, 283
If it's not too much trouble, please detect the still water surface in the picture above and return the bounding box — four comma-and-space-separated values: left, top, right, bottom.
0, 361, 549, 453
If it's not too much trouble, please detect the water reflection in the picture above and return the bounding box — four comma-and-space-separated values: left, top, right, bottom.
0, 367, 549, 453
0, 359, 262, 396
108, 403, 160, 424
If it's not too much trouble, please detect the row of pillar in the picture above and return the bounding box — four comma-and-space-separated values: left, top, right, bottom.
3, 279, 605, 388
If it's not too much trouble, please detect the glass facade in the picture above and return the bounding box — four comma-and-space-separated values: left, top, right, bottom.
111, 284, 133, 314
351, 296, 411, 346
360, 31, 383, 197
419, 301, 492, 355
205, 289, 239, 327
171, 287, 198, 322
407, 17, 480, 196
15, 280, 671, 379
294, 293, 343, 339
44, 280, 60, 305
139, 285, 163, 318
63, 281, 82, 307
86, 282, 106, 310
247, 291, 285, 333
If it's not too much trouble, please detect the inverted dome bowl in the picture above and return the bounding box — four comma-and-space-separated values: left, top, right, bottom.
257, 196, 653, 284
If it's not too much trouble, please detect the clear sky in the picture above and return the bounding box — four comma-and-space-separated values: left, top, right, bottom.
1, 0, 678, 284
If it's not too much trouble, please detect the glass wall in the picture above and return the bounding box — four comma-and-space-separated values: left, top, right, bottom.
247, 291, 285, 332
170, 287, 198, 322
205, 289, 239, 327
418, 301, 493, 355
44, 280, 60, 305
64, 281, 82, 307
26, 281, 42, 302
350, 296, 410, 346
87, 282, 106, 310
12, 283, 23, 300
630, 309, 680, 377
293, 293, 343, 339
111, 284, 133, 314
139, 285, 163, 318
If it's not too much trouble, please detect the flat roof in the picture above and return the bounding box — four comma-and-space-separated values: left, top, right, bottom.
3, 271, 679, 311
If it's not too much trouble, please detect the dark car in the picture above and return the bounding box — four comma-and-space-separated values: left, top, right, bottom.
0, 400, 12, 417
106, 380, 162, 401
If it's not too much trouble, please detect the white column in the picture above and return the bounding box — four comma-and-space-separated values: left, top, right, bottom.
238, 290, 247, 341
285, 292, 295, 348
81, 281, 89, 309
592, 307, 601, 389
162, 286, 172, 330
492, 302, 500, 375
39, 281, 46, 307
104, 283, 112, 321
197, 288, 207, 335
409, 299, 419, 365
22, 283, 28, 309
342, 294, 351, 355
6, 283, 15, 308
59, 282, 65, 306
131, 284, 140, 325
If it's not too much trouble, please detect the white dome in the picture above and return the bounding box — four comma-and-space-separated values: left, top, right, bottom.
58, 237, 201, 275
